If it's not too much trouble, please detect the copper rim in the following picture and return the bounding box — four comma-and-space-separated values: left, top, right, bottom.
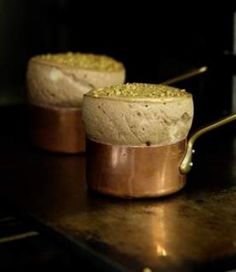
29, 103, 85, 153
86, 139, 187, 198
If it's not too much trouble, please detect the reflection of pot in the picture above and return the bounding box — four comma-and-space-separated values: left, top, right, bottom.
86, 114, 236, 198
30, 103, 85, 153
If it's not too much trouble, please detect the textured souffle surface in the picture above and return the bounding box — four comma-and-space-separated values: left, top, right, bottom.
88, 83, 190, 100
27, 52, 125, 107
82, 83, 194, 146
31, 52, 124, 72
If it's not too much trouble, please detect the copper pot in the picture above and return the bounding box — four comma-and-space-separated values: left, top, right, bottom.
29, 103, 85, 153
86, 114, 236, 198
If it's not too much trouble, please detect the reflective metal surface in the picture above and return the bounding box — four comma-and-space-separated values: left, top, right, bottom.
29, 103, 85, 153
1, 130, 236, 271
2, 106, 236, 271
86, 139, 187, 198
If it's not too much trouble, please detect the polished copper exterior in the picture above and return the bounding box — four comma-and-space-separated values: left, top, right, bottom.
86, 139, 187, 198
30, 103, 85, 153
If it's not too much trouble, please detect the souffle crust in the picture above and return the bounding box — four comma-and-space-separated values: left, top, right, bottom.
27, 52, 125, 107
30, 52, 124, 72
82, 83, 194, 146
85, 83, 191, 101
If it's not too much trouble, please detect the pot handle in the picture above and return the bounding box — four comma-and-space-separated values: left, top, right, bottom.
180, 114, 236, 174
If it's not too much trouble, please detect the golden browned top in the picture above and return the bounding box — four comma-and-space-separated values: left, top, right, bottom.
87, 83, 191, 100
30, 52, 124, 72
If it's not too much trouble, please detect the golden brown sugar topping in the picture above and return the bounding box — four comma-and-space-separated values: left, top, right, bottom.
31, 52, 124, 72
88, 83, 191, 100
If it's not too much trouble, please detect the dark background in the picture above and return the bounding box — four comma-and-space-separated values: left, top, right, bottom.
1, 3, 236, 270
0, 0, 236, 126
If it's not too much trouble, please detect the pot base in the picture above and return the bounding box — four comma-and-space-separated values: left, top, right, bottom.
29, 103, 85, 154
86, 139, 187, 198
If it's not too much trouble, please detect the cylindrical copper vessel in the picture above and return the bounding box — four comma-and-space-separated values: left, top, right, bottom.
29, 103, 85, 153
86, 139, 187, 198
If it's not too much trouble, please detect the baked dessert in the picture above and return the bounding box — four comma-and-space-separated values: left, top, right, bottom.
27, 52, 125, 107
82, 83, 193, 146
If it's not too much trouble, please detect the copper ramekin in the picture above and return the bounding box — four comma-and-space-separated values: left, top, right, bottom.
29, 103, 85, 153
86, 139, 187, 198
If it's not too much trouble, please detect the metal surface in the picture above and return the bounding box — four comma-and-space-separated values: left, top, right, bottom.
1, 122, 236, 271
29, 103, 85, 153
180, 113, 236, 174
86, 139, 187, 198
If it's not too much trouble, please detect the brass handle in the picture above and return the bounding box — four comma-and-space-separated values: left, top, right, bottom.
161, 66, 208, 85
180, 114, 236, 174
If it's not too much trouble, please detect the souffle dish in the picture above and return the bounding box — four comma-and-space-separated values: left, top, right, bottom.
26, 52, 125, 153
83, 83, 194, 198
